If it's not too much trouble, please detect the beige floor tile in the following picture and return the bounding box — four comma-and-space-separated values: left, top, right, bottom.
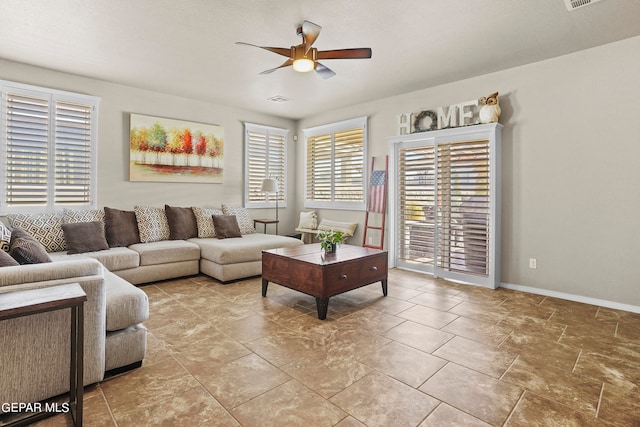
420, 363, 523, 426
231, 379, 346, 427
433, 336, 517, 378
501, 358, 602, 416
358, 341, 446, 387
419, 403, 491, 426
448, 301, 509, 324
244, 329, 323, 367
331, 371, 440, 427
112, 385, 239, 426
383, 320, 455, 353
408, 291, 463, 311
596, 382, 640, 426
504, 391, 598, 426
441, 316, 512, 347
191, 353, 291, 409
397, 304, 459, 329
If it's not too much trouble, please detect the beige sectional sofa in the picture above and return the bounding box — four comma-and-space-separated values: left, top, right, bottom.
0, 203, 302, 413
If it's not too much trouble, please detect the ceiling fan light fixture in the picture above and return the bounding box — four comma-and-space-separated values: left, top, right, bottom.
293, 58, 314, 73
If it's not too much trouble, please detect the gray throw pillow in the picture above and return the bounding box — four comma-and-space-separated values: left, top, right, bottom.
0, 249, 19, 267
62, 221, 109, 254
104, 207, 141, 247
9, 227, 52, 264
212, 215, 242, 239
165, 205, 198, 240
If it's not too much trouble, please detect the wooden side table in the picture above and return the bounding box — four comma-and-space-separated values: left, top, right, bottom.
0, 283, 87, 427
253, 219, 279, 235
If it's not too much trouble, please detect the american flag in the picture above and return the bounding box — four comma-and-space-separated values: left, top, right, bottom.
367, 170, 386, 213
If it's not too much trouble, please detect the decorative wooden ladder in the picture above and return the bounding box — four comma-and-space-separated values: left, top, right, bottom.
362, 155, 388, 249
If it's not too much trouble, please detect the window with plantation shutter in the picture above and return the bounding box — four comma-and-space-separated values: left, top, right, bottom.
304, 116, 367, 210
244, 123, 288, 208
1, 81, 99, 212
389, 123, 502, 288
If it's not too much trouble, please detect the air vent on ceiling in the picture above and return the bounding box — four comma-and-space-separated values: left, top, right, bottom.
564, 0, 602, 11
268, 95, 290, 103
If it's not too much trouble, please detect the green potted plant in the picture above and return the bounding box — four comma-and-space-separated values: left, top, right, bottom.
317, 229, 346, 253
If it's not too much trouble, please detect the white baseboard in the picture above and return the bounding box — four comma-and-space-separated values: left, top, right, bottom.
499, 282, 640, 314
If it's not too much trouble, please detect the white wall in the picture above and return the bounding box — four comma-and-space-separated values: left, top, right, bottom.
0, 60, 299, 233
297, 36, 640, 308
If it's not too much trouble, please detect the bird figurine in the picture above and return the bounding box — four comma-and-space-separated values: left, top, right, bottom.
479, 92, 501, 124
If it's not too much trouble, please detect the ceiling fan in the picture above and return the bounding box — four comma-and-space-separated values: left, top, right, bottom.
236, 20, 372, 79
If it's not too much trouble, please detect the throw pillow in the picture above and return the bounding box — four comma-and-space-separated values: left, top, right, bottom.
61, 221, 109, 254
298, 210, 318, 229
192, 206, 223, 238
134, 206, 171, 243
9, 227, 52, 264
221, 204, 255, 235
0, 249, 19, 267
63, 208, 105, 227
164, 205, 198, 240
0, 221, 11, 252
212, 215, 242, 239
104, 207, 141, 247
7, 212, 66, 252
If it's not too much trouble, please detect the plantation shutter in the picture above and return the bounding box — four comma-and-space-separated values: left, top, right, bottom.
389, 123, 501, 288
4, 93, 50, 206
304, 116, 367, 209
55, 100, 93, 205
1, 81, 99, 211
244, 123, 287, 207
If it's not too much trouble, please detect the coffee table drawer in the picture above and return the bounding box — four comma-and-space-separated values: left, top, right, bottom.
358, 255, 387, 282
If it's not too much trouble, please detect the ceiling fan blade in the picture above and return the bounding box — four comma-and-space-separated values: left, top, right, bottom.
260, 59, 294, 75
317, 48, 372, 60
315, 62, 336, 79
302, 20, 322, 53
236, 42, 291, 57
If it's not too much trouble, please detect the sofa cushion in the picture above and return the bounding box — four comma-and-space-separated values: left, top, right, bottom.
128, 240, 200, 266
0, 249, 19, 267
134, 206, 171, 243
212, 215, 242, 239
103, 270, 149, 331
221, 204, 256, 234
192, 206, 223, 238
0, 222, 11, 252
104, 207, 141, 247
8, 228, 53, 264
165, 205, 198, 240
62, 221, 109, 254
192, 233, 303, 265
7, 212, 66, 252
49, 247, 140, 272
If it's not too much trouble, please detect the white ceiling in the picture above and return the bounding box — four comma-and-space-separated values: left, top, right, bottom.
1, 0, 639, 120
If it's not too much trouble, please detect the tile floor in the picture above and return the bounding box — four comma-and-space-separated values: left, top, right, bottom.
35, 268, 640, 426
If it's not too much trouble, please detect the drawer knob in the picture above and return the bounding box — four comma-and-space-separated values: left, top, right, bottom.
369, 266, 378, 272
339, 274, 348, 280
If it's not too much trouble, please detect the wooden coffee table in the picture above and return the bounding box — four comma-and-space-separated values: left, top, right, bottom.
261, 243, 388, 320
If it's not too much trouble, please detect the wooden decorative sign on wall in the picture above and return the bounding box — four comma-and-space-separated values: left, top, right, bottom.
397, 92, 501, 135
129, 113, 224, 183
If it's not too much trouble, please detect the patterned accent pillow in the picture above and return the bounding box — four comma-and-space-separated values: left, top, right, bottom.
0, 221, 11, 252
134, 206, 171, 243
7, 212, 66, 252
221, 204, 255, 235
192, 206, 223, 238
63, 208, 105, 228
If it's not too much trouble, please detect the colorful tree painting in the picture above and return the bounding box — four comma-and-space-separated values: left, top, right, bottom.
129, 113, 224, 183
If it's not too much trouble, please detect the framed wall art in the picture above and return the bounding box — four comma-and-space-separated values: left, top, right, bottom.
129, 113, 224, 183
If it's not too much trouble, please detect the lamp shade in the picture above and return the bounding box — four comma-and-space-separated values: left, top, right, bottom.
260, 178, 278, 193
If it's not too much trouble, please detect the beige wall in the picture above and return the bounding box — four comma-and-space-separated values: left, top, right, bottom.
0, 60, 298, 233
297, 36, 640, 308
